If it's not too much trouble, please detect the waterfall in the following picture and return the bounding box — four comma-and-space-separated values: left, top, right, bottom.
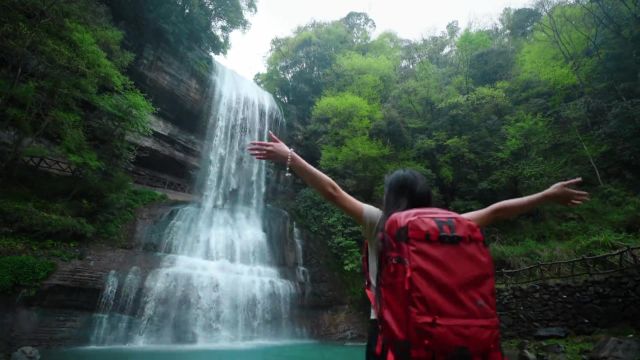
91, 62, 301, 345
91, 271, 118, 344
293, 224, 311, 302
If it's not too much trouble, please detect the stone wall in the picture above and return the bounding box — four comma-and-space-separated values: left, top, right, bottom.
497, 269, 640, 339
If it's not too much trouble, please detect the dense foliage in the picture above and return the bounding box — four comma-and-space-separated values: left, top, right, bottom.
0, 0, 250, 291
104, 0, 255, 55
0, 255, 55, 293
257, 1, 640, 271
0, 0, 155, 203
103, 0, 256, 75
292, 189, 362, 272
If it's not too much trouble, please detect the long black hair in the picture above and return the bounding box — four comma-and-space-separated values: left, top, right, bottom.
376, 169, 432, 233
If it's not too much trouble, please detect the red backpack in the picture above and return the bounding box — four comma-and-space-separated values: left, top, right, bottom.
364, 208, 504, 360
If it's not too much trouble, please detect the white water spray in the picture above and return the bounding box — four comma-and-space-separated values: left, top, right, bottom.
92, 62, 301, 345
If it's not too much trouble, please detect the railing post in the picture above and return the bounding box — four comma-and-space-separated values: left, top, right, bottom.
619, 251, 624, 269
583, 256, 591, 275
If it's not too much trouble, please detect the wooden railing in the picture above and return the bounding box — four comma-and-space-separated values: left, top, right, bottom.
128, 171, 191, 194
22, 156, 192, 194
21, 156, 77, 176
496, 246, 640, 285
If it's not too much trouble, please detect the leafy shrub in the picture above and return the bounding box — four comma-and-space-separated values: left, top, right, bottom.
0, 199, 95, 240
292, 188, 362, 273
94, 187, 167, 241
0, 170, 167, 244
0, 236, 80, 261
488, 184, 640, 268
0, 255, 55, 293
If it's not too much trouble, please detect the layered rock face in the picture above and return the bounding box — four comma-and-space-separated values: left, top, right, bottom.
127, 47, 210, 189
1, 203, 175, 352
264, 204, 368, 340
1, 48, 213, 352
294, 227, 369, 341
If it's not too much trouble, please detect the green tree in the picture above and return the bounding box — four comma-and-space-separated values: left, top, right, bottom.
261, 5, 640, 274
455, 29, 492, 93
500, 7, 542, 39
0, 0, 153, 179
311, 93, 391, 198
330, 52, 397, 104
104, 0, 256, 56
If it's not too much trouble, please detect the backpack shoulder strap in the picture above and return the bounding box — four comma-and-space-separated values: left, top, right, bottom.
362, 239, 375, 307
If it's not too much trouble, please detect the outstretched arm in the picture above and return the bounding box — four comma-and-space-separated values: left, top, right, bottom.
248, 131, 366, 225
462, 178, 589, 227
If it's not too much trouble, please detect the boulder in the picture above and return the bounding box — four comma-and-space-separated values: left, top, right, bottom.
589, 337, 640, 360
11, 347, 40, 360
534, 327, 569, 340
503, 348, 519, 360
518, 349, 536, 360
548, 355, 566, 360
542, 343, 566, 354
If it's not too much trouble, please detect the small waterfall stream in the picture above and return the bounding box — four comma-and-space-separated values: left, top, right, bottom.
91, 62, 307, 345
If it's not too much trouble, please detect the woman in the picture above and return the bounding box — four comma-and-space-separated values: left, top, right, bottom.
248, 131, 589, 359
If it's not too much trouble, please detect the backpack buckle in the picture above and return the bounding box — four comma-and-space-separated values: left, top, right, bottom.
434, 218, 462, 244
438, 234, 462, 244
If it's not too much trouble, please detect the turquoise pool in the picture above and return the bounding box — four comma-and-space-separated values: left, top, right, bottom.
43, 342, 365, 359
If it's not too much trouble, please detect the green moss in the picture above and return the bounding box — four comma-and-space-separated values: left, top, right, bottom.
0, 236, 80, 261
94, 188, 167, 242
0, 255, 56, 293
0, 199, 95, 240
542, 338, 594, 359
0, 172, 167, 246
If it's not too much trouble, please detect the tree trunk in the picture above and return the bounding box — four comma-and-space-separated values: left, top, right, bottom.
574, 126, 604, 186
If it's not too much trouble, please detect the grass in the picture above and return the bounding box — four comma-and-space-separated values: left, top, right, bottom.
486, 184, 640, 269
502, 327, 638, 360
490, 230, 640, 269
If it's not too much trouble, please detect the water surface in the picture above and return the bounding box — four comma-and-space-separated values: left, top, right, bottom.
44, 342, 365, 360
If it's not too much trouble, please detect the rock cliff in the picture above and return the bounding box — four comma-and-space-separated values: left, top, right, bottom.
127, 46, 210, 188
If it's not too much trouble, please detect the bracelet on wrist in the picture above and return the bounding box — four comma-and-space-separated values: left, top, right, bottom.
285, 147, 294, 177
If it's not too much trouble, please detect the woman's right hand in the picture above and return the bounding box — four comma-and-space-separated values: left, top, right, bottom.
248, 131, 291, 163
249, 130, 365, 224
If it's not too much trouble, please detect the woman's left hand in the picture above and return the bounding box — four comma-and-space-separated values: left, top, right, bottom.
544, 178, 590, 206
247, 131, 290, 163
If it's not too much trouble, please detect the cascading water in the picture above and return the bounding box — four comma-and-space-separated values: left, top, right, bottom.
91, 62, 302, 345
293, 224, 311, 302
